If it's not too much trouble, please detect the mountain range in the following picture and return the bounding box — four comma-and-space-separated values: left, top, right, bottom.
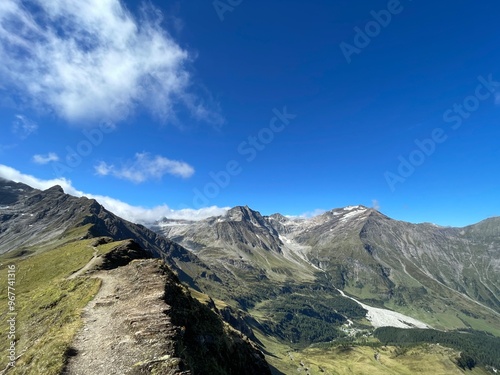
1, 178, 499, 374
152, 205, 500, 332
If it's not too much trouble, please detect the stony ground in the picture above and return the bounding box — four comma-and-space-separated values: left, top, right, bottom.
64, 259, 188, 375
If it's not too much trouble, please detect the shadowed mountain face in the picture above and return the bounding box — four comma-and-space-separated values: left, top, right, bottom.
0, 178, 219, 287
0, 180, 85, 254
153, 205, 500, 334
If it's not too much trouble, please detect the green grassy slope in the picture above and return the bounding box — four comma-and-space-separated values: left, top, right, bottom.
256, 332, 492, 375
0, 230, 126, 374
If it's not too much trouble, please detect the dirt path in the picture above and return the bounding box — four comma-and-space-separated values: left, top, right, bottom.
68, 247, 102, 280
64, 259, 185, 375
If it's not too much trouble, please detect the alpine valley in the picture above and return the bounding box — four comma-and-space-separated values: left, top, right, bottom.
1, 178, 499, 374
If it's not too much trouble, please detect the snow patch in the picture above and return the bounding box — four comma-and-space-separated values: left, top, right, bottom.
343, 205, 360, 211
158, 221, 190, 227
339, 207, 367, 222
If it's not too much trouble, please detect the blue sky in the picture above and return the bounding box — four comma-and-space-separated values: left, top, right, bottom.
1, 0, 499, 226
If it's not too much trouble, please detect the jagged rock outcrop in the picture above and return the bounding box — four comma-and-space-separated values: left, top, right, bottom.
96, 239, 150, 270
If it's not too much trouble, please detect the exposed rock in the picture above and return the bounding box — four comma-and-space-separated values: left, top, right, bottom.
97, 240, 151, 270
91, 237, 113, 247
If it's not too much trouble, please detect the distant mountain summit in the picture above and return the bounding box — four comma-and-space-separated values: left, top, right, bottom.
152, 203, 500, 335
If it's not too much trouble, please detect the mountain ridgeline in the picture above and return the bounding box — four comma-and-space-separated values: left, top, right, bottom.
1, 179, 499, 374
152, 205, 500, 335
0, 179, 272, 375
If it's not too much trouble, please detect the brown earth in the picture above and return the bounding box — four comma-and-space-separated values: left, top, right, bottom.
63, 259, 188, 375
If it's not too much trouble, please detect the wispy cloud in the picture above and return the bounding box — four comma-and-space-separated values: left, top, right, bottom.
0, 164, 227, 223
372, 199, 381, 210
95, 152, 195, 183
0, 0, 222, 125
12, 115, 38, 139
495, 93, 500, 106
298, 208, 327, 218
33, 152, 59, 165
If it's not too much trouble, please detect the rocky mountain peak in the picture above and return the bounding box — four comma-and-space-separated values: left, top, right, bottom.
225, 205, 266, 226
328, 205, 370, 215
306, 205, 371, 226
45, 185, 65, 194
267, 213, 289, 223
0, 179, 34, 205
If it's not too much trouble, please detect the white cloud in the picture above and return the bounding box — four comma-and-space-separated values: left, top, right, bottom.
0, 164, 76, 194
33, 152, 59, 165
297, 208, 327, 218
94, 161, 112, 177
0, 0, 222, 125
495, 93, 500, 106
95, 152, 194, 183
12, 115, 38, 139
372, 199, 381, 210
0, 164, 228, 223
